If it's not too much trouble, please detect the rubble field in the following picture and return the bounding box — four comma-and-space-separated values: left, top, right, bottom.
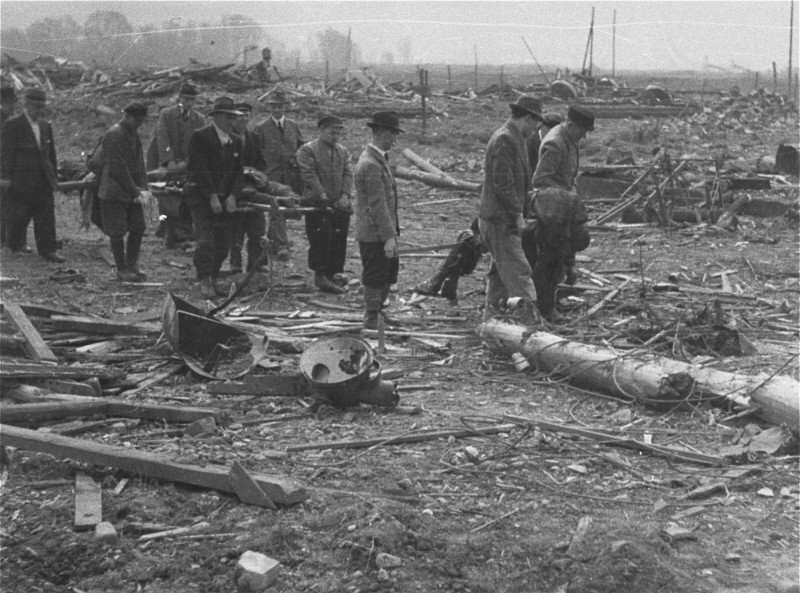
1, 68, 799, 593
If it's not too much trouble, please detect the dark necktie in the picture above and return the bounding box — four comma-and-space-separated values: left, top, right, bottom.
277, 121, 283, 135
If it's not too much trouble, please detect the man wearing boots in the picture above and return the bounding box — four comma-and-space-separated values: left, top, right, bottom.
478, 95, 543, 324
98, 103, 151, 282
296, 113, 354, 295
186, 97, 244, 299
354, 111, 403, 329
254, 89, 304, 260
0, 88, 65, 263
531, 105, 594, 321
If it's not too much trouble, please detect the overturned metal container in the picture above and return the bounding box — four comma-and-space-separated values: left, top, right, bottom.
299, 336, 398, 408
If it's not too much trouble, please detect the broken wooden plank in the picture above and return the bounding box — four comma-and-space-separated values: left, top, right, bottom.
397, 242, 461, 255
206, 374, 307, 397
120, 364, 185, 396
229, 461, 277, 509
583, 279, 632, 319
3, 302, 58, 363
0, 360, 126, 382
286, 424, 520, 452
46, 315, 160, 336
74, 472, 102, 530
480, 321, 800, 435
394, 165, 481, 192
0, 396, 222, 424
567, 516, 592, 558
0, 425, 307, 505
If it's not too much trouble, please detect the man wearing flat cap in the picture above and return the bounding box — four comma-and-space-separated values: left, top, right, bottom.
98, 103, 151, 282
354, 111, 403, 329
254, 88, 304, 260
0, 88, 65, 263
531, 104, 594, 321
0, 86, 18, 249
186, 97, 244, 299
296, 113, 354, 294
153, 82, 205, 248
478, 95, 543, 325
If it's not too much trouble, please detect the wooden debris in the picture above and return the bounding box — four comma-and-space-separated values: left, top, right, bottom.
229, 461, 277, 509
2, 302, 58, 363
47, 315, 159, 336
567, 516, 592, 558
394, 165, 481, 192
480, 321, 799, 435
0, 360, 125, 382
0, 425, 308, 505
74, 472, 102, 531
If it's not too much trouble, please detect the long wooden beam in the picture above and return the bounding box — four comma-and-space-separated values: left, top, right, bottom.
2, 302, 58, 363
0, 424, 307, 506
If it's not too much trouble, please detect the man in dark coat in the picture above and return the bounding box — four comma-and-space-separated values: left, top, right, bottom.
0, 88, 65, 262
253, 88, 304, 260
354, 111, 403, 329
0, 85, 18, 249
296, 113, 354, 295
186, 97, 244, 299
527, 112, 563, 176
229, 102, 267, 275
478, 95, 542, 324
98, 103, 151, 282
531, 105, 594, 320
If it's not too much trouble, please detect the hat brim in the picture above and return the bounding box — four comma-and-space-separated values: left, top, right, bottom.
211, 108, 244, 116
510, 104, 542, 119
367, 122, 405, 133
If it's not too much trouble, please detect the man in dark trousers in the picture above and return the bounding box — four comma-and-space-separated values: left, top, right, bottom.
0, 85, 18, 249
354, 111, 403, 329
254, 89, 304, 260
296, 113, 354, 295
478, 95, 542, 324
98, 103, 151, 282
531, 105, 594, 321
186, 97, 244, 299
229, 101, 267, 275
0, 88, 65, 263
154, 82, 205, 248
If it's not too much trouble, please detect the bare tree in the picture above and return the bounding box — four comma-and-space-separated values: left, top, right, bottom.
83, 10, 134, 67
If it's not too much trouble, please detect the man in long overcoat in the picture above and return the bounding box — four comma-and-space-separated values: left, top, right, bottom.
478, 95, 543, 324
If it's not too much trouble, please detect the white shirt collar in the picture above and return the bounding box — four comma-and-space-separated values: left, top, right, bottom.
271, 115, 285, 126
212, 121, 232, 145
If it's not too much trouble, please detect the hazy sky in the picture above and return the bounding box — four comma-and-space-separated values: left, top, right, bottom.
1, 1, 797, 72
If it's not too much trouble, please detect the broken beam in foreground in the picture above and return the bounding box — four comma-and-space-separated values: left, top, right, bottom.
478, 320, 799, 435
0, 425, 307, 506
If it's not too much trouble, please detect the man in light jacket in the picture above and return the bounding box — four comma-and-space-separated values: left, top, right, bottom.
296, 113, 354, 294
354, 111, 403, 329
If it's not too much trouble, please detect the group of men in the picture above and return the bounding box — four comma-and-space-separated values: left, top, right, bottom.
1, 79, 593, 329
415, 96, 594, 324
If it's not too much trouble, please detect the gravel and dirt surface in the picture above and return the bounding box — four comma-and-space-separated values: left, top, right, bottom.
1, 75, 799, 593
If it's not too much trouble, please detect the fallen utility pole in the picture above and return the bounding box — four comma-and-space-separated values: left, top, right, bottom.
0, 424, 307, 506
479, 320, 799, 435
394, 166, 481, 193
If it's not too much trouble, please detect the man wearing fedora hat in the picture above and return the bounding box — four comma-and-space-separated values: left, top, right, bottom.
185, 97, 245, 299
254, 88, 305, 260
98, 103, 151, 282
297, 113, 355, 295
354, 111, 404, 329
531, 104, 594, 321
0, 88, 65, 263
478, 95, 543, 325
1, 85, 18, 249
153, 82, 205, 248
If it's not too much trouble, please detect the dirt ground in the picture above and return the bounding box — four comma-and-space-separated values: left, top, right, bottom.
1, 80, 799, 593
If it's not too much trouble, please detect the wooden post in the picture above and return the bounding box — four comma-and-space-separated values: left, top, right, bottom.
345, 27, 352, 72
474, 45, 478, 89
324, 59, 329, 89
773, 61, 778, 92
447, 64, 452, 92
754, 71, 759, 90
499, 65, 504, 94
789, 0, 794, 97
418, 68, 428, 136
612, 9, 616, 78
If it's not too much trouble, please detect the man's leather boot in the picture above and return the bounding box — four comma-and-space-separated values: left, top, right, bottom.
126, 233, 146, 280
363, 287, 383, 330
